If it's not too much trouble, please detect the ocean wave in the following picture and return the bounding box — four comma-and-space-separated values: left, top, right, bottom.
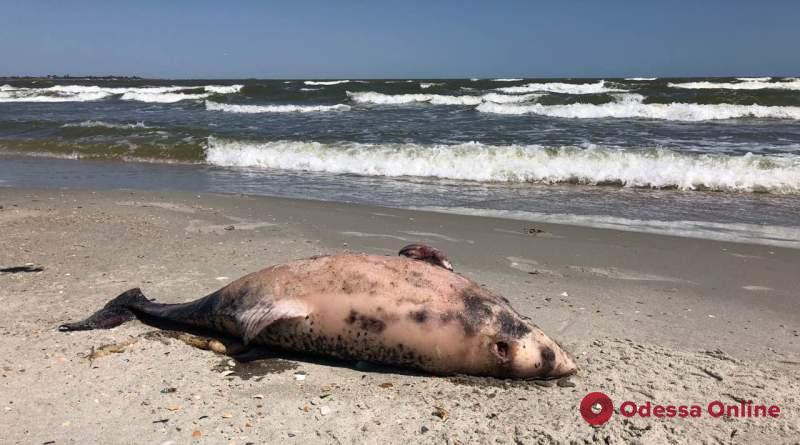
62, 120, 150, 129
414, 207, 800, 249
205, 138, 800, 193
419, 82, 443, 89
120, 91, 210, 103
346, 91, 539, 106
496, 80, 626, 94
205, 101, 350, 113
492, 78, 523, 82
0, 91, 113, 102
304, 80, 350, 86
625, 77, 657, 81
736, 77, 772, 82
0, 84, 238, 103
476, 94, 800, 121
669, 78, 800, 90
347, 91, 483, 105
299, 87, 323, 91
204, 84, 243, 94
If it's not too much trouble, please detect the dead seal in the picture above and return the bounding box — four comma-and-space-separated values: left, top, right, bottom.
60, 245, 577, 379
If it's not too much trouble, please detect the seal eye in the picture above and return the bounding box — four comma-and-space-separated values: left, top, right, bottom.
492, 341, 510, 362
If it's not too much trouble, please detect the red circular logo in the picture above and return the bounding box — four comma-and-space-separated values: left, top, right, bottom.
580, 392, 614, 425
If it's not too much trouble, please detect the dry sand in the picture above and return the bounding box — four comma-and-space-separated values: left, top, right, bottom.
0, 187, 798, 444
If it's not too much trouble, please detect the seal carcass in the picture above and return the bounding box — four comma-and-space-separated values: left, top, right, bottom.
60, 245, 577, 379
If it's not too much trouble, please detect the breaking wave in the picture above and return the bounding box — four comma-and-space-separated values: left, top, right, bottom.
120, 91, 210, 103
625, 77, 657, 81
495, 80, 625, 94
204, 84, 244, 94
205, 101, 350, 113
205, 138, 800, 193
0, 84, 240, 103
476, 94, 800, 121
492, 78, 523, 82
304, 80, 350, 86
346, 91, 539, 106
669, 78, 800, 90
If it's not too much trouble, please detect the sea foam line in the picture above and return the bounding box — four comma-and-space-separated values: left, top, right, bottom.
476, 94, 800, 121
346, 91, 540, 106
304, 80, 351, 85
206, 138, 800, 193
0, 84, 240, 103
495, 80, 626, 94
669, 78, 800, 90
205, 101, 350, 113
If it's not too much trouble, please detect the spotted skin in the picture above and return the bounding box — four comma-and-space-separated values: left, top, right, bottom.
59, 252, 577, 379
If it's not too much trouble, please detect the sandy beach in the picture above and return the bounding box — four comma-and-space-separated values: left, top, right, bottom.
1, 187, 798, 444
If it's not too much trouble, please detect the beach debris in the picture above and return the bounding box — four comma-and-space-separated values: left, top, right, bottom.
191, 431, 202, 439
253, 394, 264, 399
700, 367, 724, 381
560, 292, 569, 297
432, 406, 449, 421
421, 425, 429, 434
0, 264, 44, 274
294, 371, 307, 381
160, 387, 177, 394
556, 378, 576, 388
319, 405, 334, 416
221, 412, 233, 418
525, 227, 545, 235
215, 276, 229, 281
166, 405, 181, 411
224, 225, 235, 231
152, 419, 169, 424
378, 382, 393, 388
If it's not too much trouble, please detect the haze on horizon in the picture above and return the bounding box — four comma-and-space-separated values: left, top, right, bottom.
1, 0, 798, 79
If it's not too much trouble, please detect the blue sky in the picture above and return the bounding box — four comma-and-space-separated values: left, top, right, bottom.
1, 1, 798, 79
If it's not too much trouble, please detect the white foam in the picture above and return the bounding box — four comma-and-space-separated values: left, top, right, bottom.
625, 77, 657, 81
0, 90, 113, 102
347, 91, 483, 106
299, 87, 323, 91
413, 207, 800, 249
62, 120, 150, 129
736, 77, 772, 82
347, 91, 539, 106
206, 138, 800, 193
477, 93, 800, 121
492, 78, 523, 82
669, 78, 800, 90
205, 84, 243, 94
304, 80, 350, 86
419, 82, 443, 89
496, 80, 626, 94
205, 101, 350, 113
0, 84, 239, 103
120, 91, 210, 103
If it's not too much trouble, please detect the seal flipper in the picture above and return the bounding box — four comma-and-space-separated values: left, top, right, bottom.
237, 299, 310, 345
399, 244, 454, 271
59, 288, 150, 331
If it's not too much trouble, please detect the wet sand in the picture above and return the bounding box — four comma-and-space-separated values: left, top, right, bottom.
1, 187, 798, 444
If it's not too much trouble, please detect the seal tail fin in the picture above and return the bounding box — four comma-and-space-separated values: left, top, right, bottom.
59, 288, 150, 331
